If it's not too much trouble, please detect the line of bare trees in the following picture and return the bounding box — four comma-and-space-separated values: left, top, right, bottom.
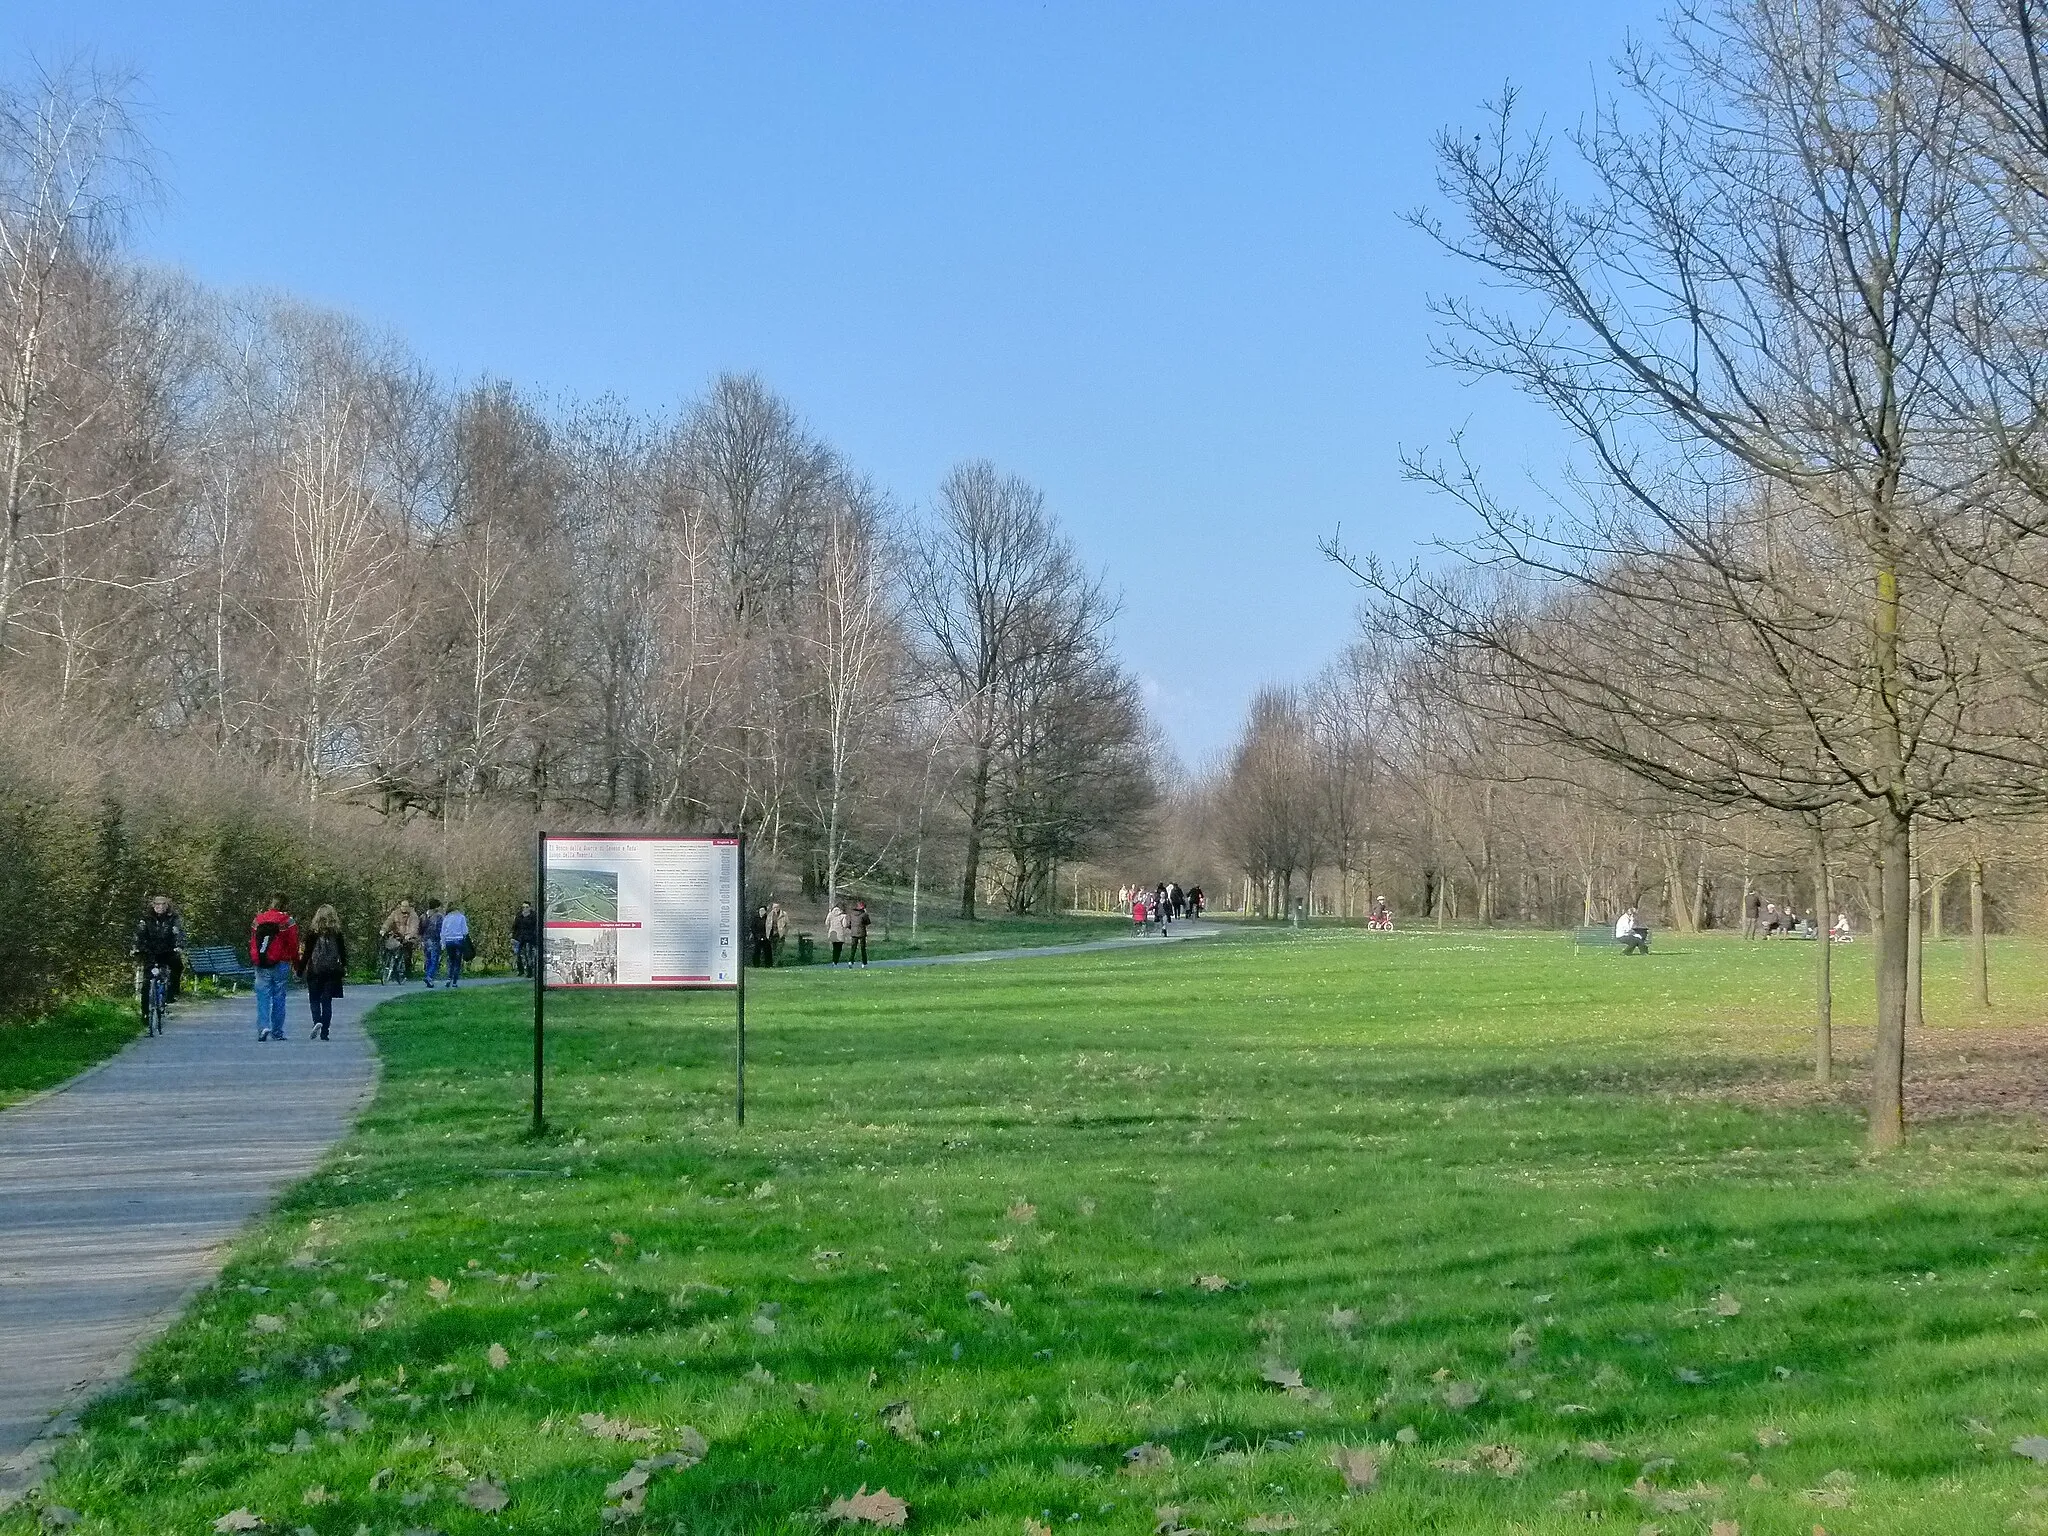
1189, 0, 2048, 1151
0, 61, 1154, 922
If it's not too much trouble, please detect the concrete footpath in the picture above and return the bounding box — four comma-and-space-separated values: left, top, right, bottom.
0, 980, 404, 1496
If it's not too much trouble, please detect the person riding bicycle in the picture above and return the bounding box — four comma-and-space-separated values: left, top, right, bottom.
130, 895, 185, 1023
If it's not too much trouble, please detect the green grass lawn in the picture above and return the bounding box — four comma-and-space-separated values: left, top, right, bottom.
0, 998, 138, 1108
16, 930, 2048, 1533
786, 907, 1139, 963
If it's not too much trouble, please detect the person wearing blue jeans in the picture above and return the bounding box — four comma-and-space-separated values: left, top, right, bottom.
249, 897, 300, 1041
420, 899, 445, 987
441, 905, 469, 987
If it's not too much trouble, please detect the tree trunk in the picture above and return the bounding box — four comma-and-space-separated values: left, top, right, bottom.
958, 742, 992, 919
1929, 871, 1945, 942
1868, 803, 1911, 1152
1813, 826, 1832, 1087
1738, 865, 1754, 939
1970, 857, 1989, 1009
1906, 832, 1924, 1033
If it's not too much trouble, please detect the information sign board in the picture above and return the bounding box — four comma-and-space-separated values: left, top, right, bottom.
540, 834, 741, 988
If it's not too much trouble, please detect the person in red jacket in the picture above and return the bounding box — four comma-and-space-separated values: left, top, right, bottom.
249, 896, 301, 1042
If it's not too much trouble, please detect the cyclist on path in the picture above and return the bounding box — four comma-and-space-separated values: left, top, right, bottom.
130, 895, 184, 1030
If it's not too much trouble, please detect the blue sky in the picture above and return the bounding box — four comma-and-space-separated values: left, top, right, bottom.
23, 1, 1660, 765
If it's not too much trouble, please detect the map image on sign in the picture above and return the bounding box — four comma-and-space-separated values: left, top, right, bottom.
540, 835, 739, 988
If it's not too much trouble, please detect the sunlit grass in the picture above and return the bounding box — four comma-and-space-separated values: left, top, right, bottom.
0, 998, 137, 1107
15, 930, 2048, 1533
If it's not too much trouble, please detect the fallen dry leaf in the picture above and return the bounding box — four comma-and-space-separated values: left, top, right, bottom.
579, 1412, 661, 1443
1580, 1441, 1620, 1464
1330, 1446, 1380, 1492
461, 1478, 509, 1513
827, 1485, 910, 1528
604, 1469, 649, 1501
487, 1342, 510, 1370
1245, 1517, 1299, 1533
249, 1314, 286, 1335
1261, 1362, 1305, 1391
610, 1230, 634, 1248
1121, 1442, 1174, 1474
300, 1487, 331, 1506
368, 1468, 392, 1491
1475, 1444, 1526, 1477
1025, 1523, 1053, 1536
1327, 1306, 1358, 1331
1443, 1380, 1484, 1410
2015, 1435, 2048, 1464
1007, 1201, 1037, 1223
1194, 1274, 1230, 1293
38, 1511, 79, 1530
212, 1512, 264, 1533
882, 1400, 922, 1443
1508, 1324, 1535, 1364
1755, 1426, 1789, 1448
1710, 1522, 1741, 1536
1713, 1292, 1743, 1318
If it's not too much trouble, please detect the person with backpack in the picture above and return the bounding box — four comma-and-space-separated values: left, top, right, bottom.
249, 896, 301, 1042
420, 899, 445, 987
297, 905, 348, 1040
441, 903, 470, 987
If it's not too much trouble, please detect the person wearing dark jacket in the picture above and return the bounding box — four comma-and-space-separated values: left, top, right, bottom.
130, 895, 185, 1017
297, 904, 347, 1041
749, 905, 773, 967
848, 900, 871, 967
511, 902, 540, 978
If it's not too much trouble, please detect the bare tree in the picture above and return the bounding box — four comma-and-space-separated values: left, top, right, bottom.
0, 63, 150, 651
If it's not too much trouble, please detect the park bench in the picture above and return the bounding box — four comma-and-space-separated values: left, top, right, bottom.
1573, 925, 1650, 953
187, 944, 255, 990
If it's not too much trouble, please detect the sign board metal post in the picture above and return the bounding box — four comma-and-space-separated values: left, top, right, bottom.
534, 831, 745, 1132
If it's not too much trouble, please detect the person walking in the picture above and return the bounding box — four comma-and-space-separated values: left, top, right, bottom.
511, 901, 539, 978
249, 896, 301, 1042
825, 900, 849, 965
766, 899, 787, 966
297, 905, 348, 1040
1131, 892, 1148, 933
849, 900, 871, 967
381, 899, 420, 981
420, 899, 445, 986
749, 905, 772, 967
1155, 883, 1170, 932
441, 903, 470, 987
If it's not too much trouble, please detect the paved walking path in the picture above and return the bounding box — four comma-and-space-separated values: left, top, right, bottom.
851, 917, 1226, 969
0, 981, 407, 1496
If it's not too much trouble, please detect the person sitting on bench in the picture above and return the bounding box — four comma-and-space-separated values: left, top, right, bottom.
1614, 906, 1651, 954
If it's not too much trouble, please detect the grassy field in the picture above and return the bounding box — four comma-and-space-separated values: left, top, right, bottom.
14, 929, 2048, 1534
782, 906, 1138, 963
0, 998, 138, 1108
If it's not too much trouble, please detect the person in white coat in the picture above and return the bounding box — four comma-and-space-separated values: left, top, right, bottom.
825, 902, 850, 965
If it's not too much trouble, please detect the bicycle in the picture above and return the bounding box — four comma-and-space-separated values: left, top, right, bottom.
143, 961, 168, 1037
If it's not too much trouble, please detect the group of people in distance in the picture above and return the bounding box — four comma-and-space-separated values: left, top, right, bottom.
125, 890, 540, 1046
374, 898, 492, 987
1748, 897, 1854, 941
746, 896, 873, 967
1122, 881, 1203, 933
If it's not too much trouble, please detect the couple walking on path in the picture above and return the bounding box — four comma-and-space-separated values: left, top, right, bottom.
247, 898, 349, 1042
